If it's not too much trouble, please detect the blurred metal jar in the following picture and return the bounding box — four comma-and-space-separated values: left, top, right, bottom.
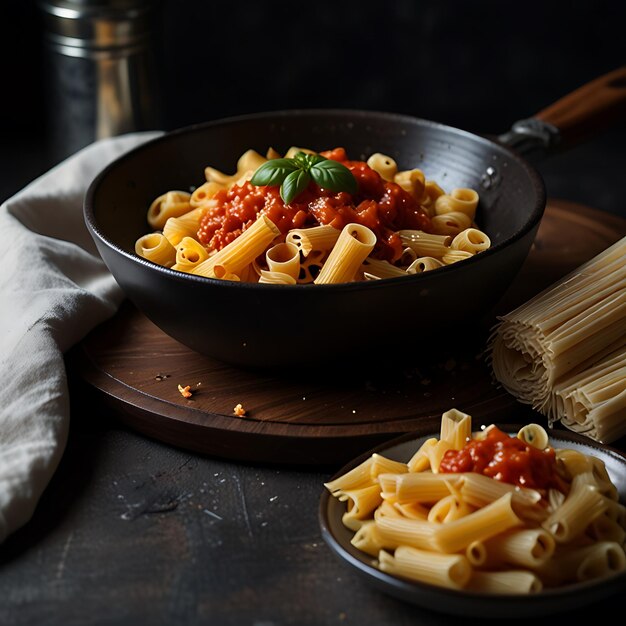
39, 0, 162, 161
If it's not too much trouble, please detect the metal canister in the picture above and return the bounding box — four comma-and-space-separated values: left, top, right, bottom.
39, 0, 162, 162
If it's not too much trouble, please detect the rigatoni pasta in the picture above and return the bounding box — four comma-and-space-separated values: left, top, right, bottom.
162, 207, 206, 246
135, 146, 489, 284
324, 409, 626, 594
135, 233, 176, 268
314, 223, 376, 284
147, 191, 192, 229
379, 546, 472, 590
191, 214, 280, 279
172, 236, 210, 272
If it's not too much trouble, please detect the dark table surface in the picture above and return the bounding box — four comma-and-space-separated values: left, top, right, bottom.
1, 127, 626, 626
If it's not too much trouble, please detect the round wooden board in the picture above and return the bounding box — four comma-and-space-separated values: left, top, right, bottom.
68, 200, 626, 467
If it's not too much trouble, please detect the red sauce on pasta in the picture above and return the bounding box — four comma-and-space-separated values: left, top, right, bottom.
438, 426, 562, 491
197, 147, 432, 261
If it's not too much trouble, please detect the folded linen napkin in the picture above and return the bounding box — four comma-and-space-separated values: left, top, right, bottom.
0, 131, 162, 543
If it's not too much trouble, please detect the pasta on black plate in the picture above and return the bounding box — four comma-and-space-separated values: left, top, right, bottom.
324, 409, 626, 593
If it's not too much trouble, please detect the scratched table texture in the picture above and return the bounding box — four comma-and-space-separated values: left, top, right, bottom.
1, 129, 626, 626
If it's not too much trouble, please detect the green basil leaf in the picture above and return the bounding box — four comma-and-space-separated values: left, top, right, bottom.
250, 158, 298, 187
281, 169, 311, 204
310, 160, 358, 194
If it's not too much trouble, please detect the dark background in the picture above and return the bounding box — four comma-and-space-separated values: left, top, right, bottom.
1, 4, 626, 624
1, 0, 626, 208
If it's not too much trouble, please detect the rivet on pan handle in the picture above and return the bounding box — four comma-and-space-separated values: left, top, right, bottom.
497, 118, 560, 157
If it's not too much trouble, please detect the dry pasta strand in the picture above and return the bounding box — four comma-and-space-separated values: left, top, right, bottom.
488, 236, 626, 443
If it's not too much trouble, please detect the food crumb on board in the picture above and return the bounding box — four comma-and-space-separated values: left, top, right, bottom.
178, 384, 193, 398
233, 403, 246, 417
443, 358, 456, 371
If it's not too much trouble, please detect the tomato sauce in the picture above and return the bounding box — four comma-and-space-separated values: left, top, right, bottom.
197, 147, 432, 262
438, 426, 562, 492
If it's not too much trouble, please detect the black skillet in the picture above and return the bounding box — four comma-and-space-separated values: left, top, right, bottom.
84, 67, 626, 370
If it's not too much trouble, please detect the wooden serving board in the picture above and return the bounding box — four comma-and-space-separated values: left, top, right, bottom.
68, 200, 626, 467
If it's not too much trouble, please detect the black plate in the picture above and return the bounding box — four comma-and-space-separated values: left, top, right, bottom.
319, 424, 626, 618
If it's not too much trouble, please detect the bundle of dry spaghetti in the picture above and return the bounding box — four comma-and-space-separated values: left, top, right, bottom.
488, 235, 626, 443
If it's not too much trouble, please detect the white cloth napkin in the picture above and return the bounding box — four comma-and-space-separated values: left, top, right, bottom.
0, 131, 162, 543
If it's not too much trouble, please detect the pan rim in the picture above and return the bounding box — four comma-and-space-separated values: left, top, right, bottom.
84, 107, 547, 292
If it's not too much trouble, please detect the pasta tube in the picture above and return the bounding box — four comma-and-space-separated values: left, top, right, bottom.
406, 257, 444, 273
394, 168, 425, 200
420, 180, 446, 213
162, 207, 206, 246
407, 438, 438, 472
314, 223, 376, 284
537, 541, 626, 585
435, 188, 479, 218
451, 228, 491, 254
432, 493, 522, 553
324, 456, 376, 496
440, 408, 472, 449
340, 484, 383, 527
366, 153, 397, 181
190, 181, 224, 207
467, 570, 543, 594
542, 483, 608, 542
398, 230, 452, 258
481, 528, 556, 569
147, 190, 191, 229
171, 236, 209, 273
431, 211, 473, 236
361, 257, 408, 279
192, 215, 280, 279
135, 233, 176, 268
286, 225, 340, 256
205, 149, 267, 186
258, 270, 297, 285
441, 249, 474, 265
265, 242, 300, 280
382, 472, 461, 504
350, 521, 384, 557
378, 547, 472, 590
374, 516, 436, 551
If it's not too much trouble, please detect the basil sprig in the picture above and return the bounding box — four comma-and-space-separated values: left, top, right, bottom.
250, 151, 357, 203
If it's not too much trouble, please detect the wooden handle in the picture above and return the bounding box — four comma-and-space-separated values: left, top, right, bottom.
535, 66, 626, 146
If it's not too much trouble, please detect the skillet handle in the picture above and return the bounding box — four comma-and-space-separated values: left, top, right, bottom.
498, 66, 626, 157
536, 66, 626, 145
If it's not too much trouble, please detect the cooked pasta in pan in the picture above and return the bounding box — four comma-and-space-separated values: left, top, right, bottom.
324, 409, 626, 593
134, 147, 490, 284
